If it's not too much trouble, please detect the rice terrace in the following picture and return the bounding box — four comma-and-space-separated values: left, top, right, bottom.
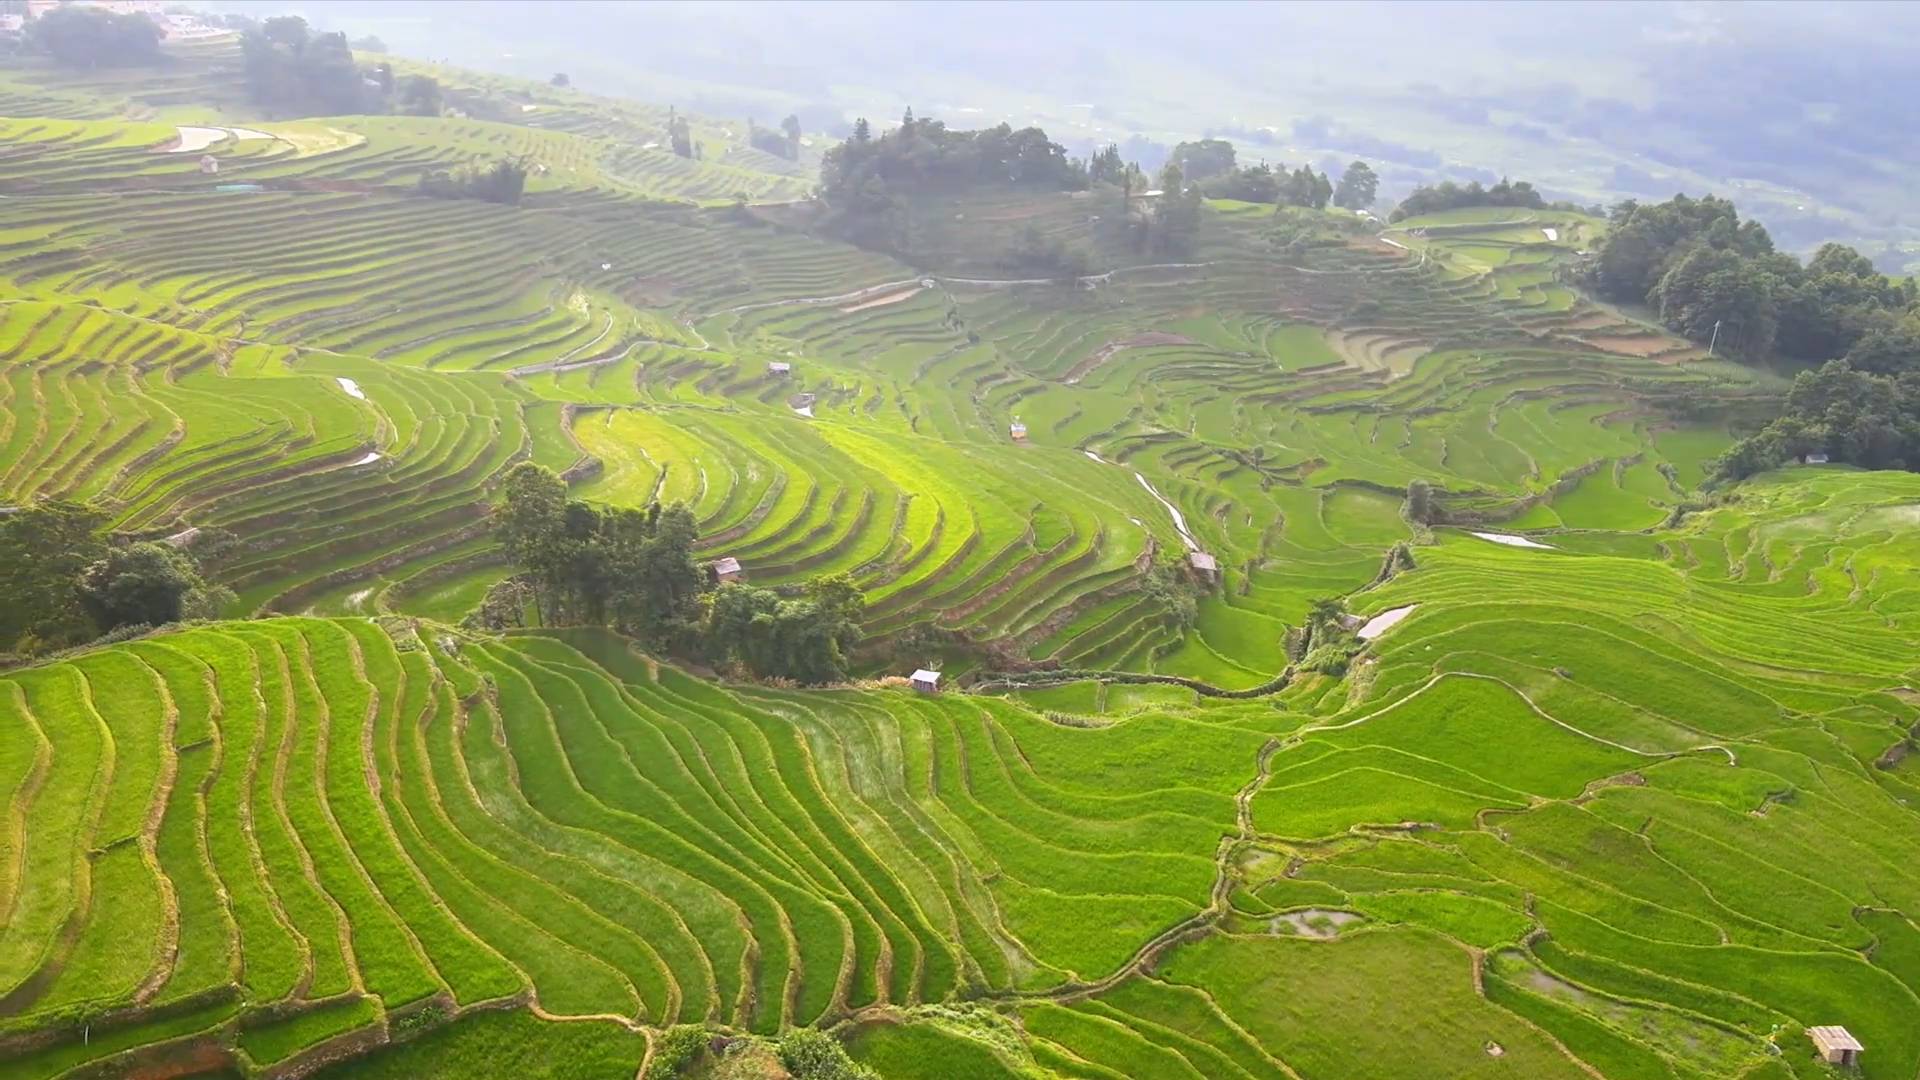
2, 4, 1919, 1080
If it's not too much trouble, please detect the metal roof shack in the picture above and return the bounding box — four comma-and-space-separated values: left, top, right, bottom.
710, 556, 743, 584
910, 669, 941, 693
1808, 1026, 1862, 1068
767, 361, 792, 376
1009, 420, 1028, 440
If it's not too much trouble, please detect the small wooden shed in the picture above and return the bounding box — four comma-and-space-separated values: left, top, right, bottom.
1801, 451, 1830, 465
767, 361, 792, 377
1009, 420, 1028, 441
710, 556, 743, 584
1808, 1026, 1862, 1068
910, 669, 941, 694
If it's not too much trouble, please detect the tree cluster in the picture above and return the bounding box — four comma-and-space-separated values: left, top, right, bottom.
1387, 177, 1553, 222
1714, 354, 1920, 480
26, 5, 161, 67
705, 575, 864, 685
239, 16, 376, 116
1, 502, 232, 658
494, 463, 706, 645
417, 158, 529, 205
749, 115, 803, 161
1588, 194, 1918, 363
491, 464, 868, 683
822, 110, 1085, 201
1169, 138, 1237, 182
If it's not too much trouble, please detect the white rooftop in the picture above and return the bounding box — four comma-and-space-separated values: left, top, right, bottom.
1189, 551, 1218, 571
712, 556, 741, 575
911, 669, 941, 684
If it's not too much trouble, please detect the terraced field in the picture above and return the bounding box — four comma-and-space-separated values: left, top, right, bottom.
3, 32, 1918, 1080
4, 468, 1917, 1078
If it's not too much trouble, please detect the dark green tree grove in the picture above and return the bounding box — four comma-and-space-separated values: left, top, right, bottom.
1170, 138, 1236, 182
0, 501, 107, 654
78, 543, 233, 632
26, 5, 161, 67
491, 464, 865, 681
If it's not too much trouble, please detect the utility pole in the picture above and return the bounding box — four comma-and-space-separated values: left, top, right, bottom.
1708, 319, 1722, 357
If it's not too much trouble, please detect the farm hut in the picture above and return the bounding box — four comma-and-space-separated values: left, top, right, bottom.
1801, 452, 1830, 465
710, 556, 743, 584
910, 669, 941, 694
198, 154, 218, 175
1188, 550, 1220, 584
1808, 1027, 1862, 1068
1010, 420, 1028, 441
767, 361, 792, 377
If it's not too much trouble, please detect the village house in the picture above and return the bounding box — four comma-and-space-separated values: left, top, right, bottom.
1808, 1026, 1862, 1069
910, 668, 941, 694
710, 556, 742, 584
1188, 549, 1219, 584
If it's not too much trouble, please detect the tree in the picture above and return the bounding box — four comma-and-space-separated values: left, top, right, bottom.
493, 462, 570, 620
1714, 359, 1920, 480
1388, 176, 1553, 222
397, 74, 442, 116
667, 108, 694, 158
1149, 161, 1202, 255
262, 15, 310, 50
1843, 325, 1920, 376
0, 501, 107, 654
1087, 143, 1126, 186
1170, 138, 1236, 182
418, 157, 529, 204
1333, 160, 1378, 210
350, 34, 387, 53
1651, 246, 1778, 360
77, 542, 232, 632
490, 463, 707, 641
27, 5, 161, 67
240, 19, 373, 116
550, 72, 571, 88
780, 114, 802, 159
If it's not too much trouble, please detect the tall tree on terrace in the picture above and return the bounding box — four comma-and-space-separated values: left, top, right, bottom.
1333, 160, 1378, 210
493, 462, 571, 622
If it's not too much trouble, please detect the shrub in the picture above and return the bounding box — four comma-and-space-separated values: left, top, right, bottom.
778, 1029, 877, 1080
